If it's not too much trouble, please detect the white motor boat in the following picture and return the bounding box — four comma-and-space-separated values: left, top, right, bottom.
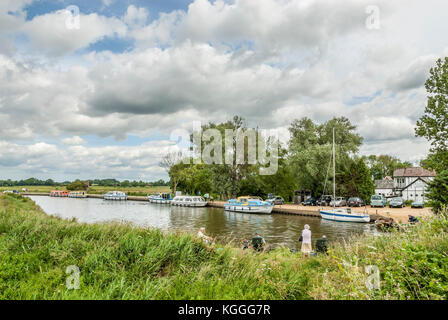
171, 196, 207, 207
224, 196, 274, 214
148, 193, 172, 204
68, 191, 88, 198
103, 191, 127, 201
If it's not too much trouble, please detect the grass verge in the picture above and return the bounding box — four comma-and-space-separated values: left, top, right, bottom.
0, 193, 447, 299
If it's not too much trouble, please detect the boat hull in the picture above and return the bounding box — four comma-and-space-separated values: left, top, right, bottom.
319, 209, 370, 223
149, 198, 172, 204
104, 196, 127, 201
224, 204, 273, 214
171, 201, 207, 207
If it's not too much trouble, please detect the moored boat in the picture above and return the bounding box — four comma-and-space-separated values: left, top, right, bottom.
68, 191, 88, 198
50, 190, 69, 197
103, 191, 127, 201
171, 196, 207, 207
224, 196, 274, 214
148, 193, 172, 204
319, 207, 370, 223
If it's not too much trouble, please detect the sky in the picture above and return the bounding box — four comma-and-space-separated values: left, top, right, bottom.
0, 0, 447, 182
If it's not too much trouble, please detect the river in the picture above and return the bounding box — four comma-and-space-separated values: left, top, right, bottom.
29, 196, 378, 250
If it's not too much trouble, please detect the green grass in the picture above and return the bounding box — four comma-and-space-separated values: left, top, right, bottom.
0, 193, 447, 300
0, 185, 171, 197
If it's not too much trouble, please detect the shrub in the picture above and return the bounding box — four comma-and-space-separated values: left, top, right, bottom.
426, 170, 448, 214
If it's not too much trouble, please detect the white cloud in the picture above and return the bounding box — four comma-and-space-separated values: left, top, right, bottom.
61, 136, 86, 145
0, 140, 176, 181
123, 5, 149, 28
21, 10, 127, 56
1, 0, 447, 180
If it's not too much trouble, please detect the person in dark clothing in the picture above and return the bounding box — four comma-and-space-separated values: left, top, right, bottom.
251, 233, 266, 252
408, 215, 419, 223
315, 235, 329, 254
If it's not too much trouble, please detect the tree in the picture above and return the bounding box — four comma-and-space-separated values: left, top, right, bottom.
416, 57, 448, 172
66, 180, 88, 191
195, 116, 255, 197
160, 151, 184, 195
258, 148, 297, 201
426, 170, 448, 214
362, 154, 412, 180
342, 158, 375, 201
288, 117, 363, 196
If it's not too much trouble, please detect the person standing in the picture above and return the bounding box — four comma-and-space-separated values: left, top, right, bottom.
301, 224, 312, 258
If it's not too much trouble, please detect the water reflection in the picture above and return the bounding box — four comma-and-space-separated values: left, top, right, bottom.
29, 196, 377, 250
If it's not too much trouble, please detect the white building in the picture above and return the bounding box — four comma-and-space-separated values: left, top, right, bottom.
393, 167, 436, 202
374, 176, 394, 197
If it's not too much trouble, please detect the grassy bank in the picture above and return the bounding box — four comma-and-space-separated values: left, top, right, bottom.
0, 193, 447, 299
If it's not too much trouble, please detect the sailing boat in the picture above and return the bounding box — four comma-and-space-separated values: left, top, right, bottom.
319, 128, 370, 223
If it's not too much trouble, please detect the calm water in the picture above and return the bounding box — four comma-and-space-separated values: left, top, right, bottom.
29, 196, 378, 250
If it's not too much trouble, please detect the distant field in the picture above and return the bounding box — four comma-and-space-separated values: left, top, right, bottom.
0, 185, 171, 196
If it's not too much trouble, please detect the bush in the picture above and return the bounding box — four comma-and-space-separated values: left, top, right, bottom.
66, 180, 88, 191
426, 170, 448, 214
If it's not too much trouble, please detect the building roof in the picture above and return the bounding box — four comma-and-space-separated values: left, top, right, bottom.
393, 167, 437, 178
374, 179, 394, 189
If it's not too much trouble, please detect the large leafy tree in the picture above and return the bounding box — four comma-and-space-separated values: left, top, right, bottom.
288, 117, 363, 196
194, 116, 263, 198
416, 57, 448, 172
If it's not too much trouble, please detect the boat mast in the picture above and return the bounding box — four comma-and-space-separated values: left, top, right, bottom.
332, 127, 336, 209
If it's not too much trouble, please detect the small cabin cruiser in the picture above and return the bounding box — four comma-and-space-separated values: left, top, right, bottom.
148, 193, 172, 204
103, 191, 127, 201
171, 196, 207, 207
68, 191, 88, 198
224, 196, 274, 214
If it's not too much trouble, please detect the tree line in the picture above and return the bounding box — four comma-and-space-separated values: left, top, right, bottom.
162, 116, 411, 202
0, 178, 169, 187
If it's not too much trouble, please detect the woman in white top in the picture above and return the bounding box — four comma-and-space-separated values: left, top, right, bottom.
301, 224, 312, 257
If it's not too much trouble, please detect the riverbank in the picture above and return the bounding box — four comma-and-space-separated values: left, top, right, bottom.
1, 193, 447, 299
